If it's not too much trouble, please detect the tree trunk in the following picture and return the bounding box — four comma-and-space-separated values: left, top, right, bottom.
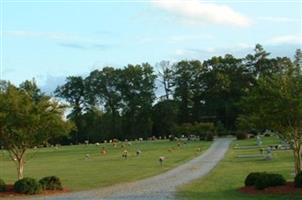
293, 144, 302, 175
17, 157, 24, 180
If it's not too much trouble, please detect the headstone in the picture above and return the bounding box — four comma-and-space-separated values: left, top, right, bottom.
265, 147, 273, 160
159, 156, 165, 167
136, 149, 141, 156
122, 150, 128, 159
256, 135, 262, 146
101, 147, 107, 155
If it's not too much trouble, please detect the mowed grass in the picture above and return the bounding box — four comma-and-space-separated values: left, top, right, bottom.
0, 140, 211, 191
178, 136, 302, 200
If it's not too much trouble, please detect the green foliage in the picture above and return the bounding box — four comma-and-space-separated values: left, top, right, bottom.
0, 82, 73, 179
0, 178, 6, 192
53, 45, 301, 155
244, 172, 264, 186
173, 60, 203, 123
215, 121, 227, 136
179, 137, 302, 199
205, 133, 214, 141
152, 100, 178, 137
238, 55, 302, 173
56, 64, 156, 141
39, 176, 63, 190
254, 173, 286, 190
173, 122, 215, 139
294, 172, 302, 188
14, 177, 42, 194
236, 132, 248, 140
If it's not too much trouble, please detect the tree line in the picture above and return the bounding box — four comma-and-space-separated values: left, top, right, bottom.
54, 44, 302, 144
1, 44, 302, 176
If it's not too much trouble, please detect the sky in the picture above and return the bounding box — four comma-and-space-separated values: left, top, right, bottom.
0, 0, 301, 93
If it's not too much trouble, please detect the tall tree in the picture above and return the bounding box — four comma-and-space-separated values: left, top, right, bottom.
152, 99, 178, 137
294, 49, 302, 74
173, 60, 201, 123
86, 67, 122, 137
55, 76, 86, 143
202, 55, 253, 129
158, 61, 174, 100
239, 53, 302, 174
0, 82, 72, 179
119, 63, 156, 138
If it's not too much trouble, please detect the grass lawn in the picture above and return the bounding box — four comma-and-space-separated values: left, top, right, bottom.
178, 136, 302, 200
0, 140, 211, 191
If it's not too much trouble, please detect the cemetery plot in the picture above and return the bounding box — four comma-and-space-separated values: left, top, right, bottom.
0, 140, 211, 191
178, 136, 302, 200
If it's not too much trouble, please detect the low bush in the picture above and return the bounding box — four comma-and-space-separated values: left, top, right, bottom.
244, 172, 286, 190
294, 172, 302, 188
39, 176, 63, 190
205, 133, 214, 141
254, 173, 286, 190
244, 172, 263, 186
14, 177, 41, 194
0, 178, 6, 192
236, 132, 248, 140
173, 122, 215, 140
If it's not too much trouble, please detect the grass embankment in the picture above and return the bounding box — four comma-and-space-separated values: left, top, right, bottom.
0, 140, 211, 191
178, 136, 302, 200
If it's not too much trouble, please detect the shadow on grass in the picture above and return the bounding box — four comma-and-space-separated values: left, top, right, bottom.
178, 189, 302, 200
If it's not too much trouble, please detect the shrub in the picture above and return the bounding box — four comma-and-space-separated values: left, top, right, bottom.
254, 173, 286, 190
205, 133, 214, 141
14, 177, 41, 194
236, 132, 248, 140
173, 122, 215, 140
244, 172, 263, 186
294, 172, 302, 188
0, 178, 6, 192
215, 121, 226, 136
39, 176, 63, 190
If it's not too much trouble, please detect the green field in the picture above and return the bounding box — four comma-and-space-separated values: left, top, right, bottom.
0, 140, 211, 191
178, 136, 302, 200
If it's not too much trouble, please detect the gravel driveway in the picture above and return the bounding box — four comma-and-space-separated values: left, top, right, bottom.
31, 138, 232, 200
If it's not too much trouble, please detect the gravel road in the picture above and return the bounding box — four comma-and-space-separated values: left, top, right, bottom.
30, 138, 232, 200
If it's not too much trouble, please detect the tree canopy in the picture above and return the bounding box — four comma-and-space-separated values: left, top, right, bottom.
0, 81, 73, 179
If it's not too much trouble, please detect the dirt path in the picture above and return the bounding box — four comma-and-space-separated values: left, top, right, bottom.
31, 138, 232, 200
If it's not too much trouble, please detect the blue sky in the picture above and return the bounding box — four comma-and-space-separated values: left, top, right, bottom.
0, 0, 301, 93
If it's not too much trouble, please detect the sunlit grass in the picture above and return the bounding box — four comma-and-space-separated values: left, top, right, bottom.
178, 136, 302, 200
0, 140, 211, 191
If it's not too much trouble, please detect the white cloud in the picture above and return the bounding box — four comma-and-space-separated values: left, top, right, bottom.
151, 0, 251, 27
5, 30, 112, 50
173, 43, 255, 59
257, 16, 300, 23
138, 34, 214, 44
268, 35, 302, 45
5, 31, 74, 41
